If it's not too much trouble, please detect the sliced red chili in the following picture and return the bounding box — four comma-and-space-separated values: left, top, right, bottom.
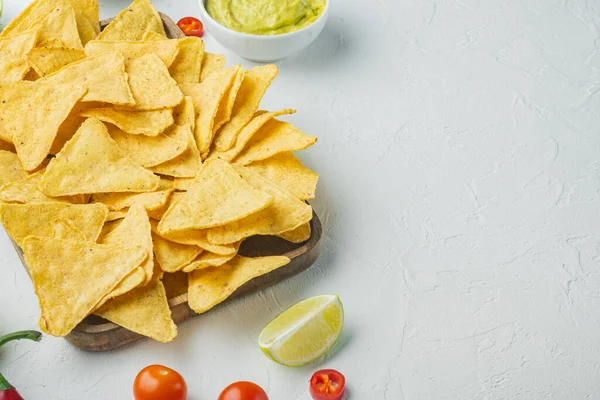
310, 369, 346, 400
177, 17, 204, 38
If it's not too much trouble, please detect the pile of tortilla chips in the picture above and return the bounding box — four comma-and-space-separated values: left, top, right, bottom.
0, 0, 319, 343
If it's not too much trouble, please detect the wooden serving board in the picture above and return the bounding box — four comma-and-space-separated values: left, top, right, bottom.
8, 14, 323, 351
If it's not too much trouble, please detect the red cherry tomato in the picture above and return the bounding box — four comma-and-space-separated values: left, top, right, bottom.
218, 381, 269, 400
177, 17, 204, 37
310, 369, 346, 400
133, 365, 187, 400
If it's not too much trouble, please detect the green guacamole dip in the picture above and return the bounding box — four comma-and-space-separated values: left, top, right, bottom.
206, 0, 326, 35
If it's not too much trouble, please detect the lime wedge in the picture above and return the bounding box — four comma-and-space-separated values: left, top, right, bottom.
258, 294, 344, 367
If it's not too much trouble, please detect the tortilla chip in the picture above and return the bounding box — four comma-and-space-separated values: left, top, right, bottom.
84, 39, 179, 67
42, 52, 135, 105
0, 202, 107, 247
151, 221, 202, 273
39, 118, 160, 196
173, 96, 195, 129
147, 191, 184, 220
98, 0, 166, 41
27, 47, 85, 77
180, 66, 240, 155
107, 210, 128, 221
32, 4, 83, 49
0, 151, 28, 187
126, 53, 183, 110
95, 281, 177, 343
173, 177, 194, 191
181, 246, 240, 273
213, 65, 279, 151
213, 66, 244, 134
50, 102, 99, 156
159, 159, 272, 233
0, 172, 56, 204
233, 119, 318, 165
107, 125, 186, 167
169, 37, 204, 84
149, 124, 202, 178
207, 165, 313, 244
23, 236, 146, 336
277, 222, 311, 243
246, 152, 319, 200
92, 188, 173, 212
0, 81, 86, 170
209, 110, 295, 162
142, 31, 167, 41
157, 225, 237, 255
80, 107, 174, 137
78, 0, 99, 31
0, 32, 37, 81
188, 255, 290, 313
163, 271, 189, 299
200, 52, 225, 82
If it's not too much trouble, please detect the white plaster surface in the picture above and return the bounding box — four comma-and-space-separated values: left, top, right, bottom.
2, 0, 600, 398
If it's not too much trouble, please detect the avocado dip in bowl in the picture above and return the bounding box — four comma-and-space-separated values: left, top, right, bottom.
199, 0, 329, 62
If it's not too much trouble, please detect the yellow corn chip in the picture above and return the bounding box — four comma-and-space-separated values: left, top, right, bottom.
277, 222, 311, 243
27, 47, 85, 77
23, 236, 146, 336
147, 191, 184, 220
95, 281, 177, 343
39, 118, 160, 196
159, 159, 272, 233
163, 271, 189, 299
42, 52, 135, 105
181, 245, 240, 273
209, 110, 295, 162
200, 52, 225, 82
233, 119, 318, 165
149, 124, 202, 178
207, 165, 313, 244
169, 37, 204, 84
213, 65, 279, 151
158, 227, 237, 255
107, 210, 128, 221
142, 31, 167, 41
0, 172, 57, 204
188, 255, 290, 313
92, 188, 173, 212
151, 221, 203, 273
79, 0, 99, 31
126, 53, 184, 111
173, 96, 195, 129
0, 151, 28, 187
180, 66, 240, 155
84, 39, 179, 67
50, 102, 100, 156
107, 125, 186, 167
31, 4, 83, 49
0, 81, 87, 170
246, 152, 319, 200
173, 177, 194, 191
0, 32, 37, 81
98, 0, 165, 41
213, 66, 244, 134
80, 107, 174, 137
0, 202, 107, 247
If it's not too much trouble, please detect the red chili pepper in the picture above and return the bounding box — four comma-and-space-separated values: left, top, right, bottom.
309, 369, 346, 400
0, 331, 42, 400
177, 17, 204, 37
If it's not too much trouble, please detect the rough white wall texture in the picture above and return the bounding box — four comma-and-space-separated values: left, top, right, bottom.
2, 0, 600, 398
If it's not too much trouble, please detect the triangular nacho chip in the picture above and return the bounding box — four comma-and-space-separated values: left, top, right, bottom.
149, 124, 202, 178
207, 165, 313, 244
23, 236, 146, 336
246, 152, 319, 200
233, 119, 317, 165
0, 32, 37, 81
188, 255, 290, 314
277, 222, 311, 243
0, 151, 28, 187
151, 220, 203, 273
92, 188, 173, 211
39, 118, 160, 196
0, 202, 108, 247
200, 52, 225, 82
42, 52, 135, 105
0, 81, 86, 170
169, 37, 204, 84
98, 0, 166, 41
31, 4, 83, 49
213, 65, 278, 151
80, 107, 174, 137
156, 226, 237, 255
181, 245, 240, 273
126, 53, 184, 110
27, 47, 85, 77
213, 66, 245, 135
159, 159, 272, 233
147, 191, 184, 220
95, 281, 177, 343
107, 125, 186, 167
84, 39, 180, 67
0, 172, 58, 204
180, 66, 240, 155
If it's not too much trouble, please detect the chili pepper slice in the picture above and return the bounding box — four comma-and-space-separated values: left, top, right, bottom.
309, 369, 346, 400
177, 17, 204, 37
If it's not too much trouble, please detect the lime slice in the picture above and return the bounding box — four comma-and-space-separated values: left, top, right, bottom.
258, 294, 344, 367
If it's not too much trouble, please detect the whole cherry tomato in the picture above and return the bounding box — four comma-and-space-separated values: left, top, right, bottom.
177, 17, 204, 37
133, 365, 187, 400
309, 369, 346, 400
218, 381, 269, 400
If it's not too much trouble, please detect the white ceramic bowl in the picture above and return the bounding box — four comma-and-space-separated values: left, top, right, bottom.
198, 0, 330, 62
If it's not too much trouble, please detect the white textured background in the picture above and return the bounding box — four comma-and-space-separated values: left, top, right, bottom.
2, 0, 600, 398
